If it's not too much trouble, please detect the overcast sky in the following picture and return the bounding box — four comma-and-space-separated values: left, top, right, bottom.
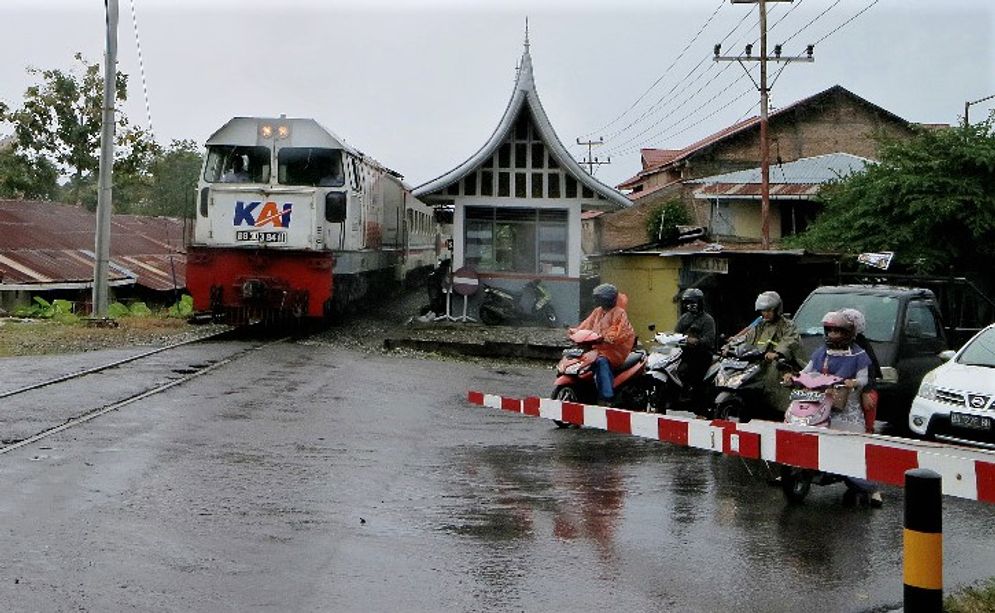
2, 0, 992, 189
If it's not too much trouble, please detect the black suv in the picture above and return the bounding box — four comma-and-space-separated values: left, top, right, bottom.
793, 285, 948, 426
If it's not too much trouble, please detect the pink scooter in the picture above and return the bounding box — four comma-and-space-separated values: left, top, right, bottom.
780, 371, 848, 503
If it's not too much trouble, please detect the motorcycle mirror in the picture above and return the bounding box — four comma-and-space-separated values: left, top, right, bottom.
648, 323, 657, 332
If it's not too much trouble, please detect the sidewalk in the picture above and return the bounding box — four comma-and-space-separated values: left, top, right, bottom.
383, 320, 571, 360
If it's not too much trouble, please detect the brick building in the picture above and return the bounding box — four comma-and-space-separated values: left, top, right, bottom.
600, 85, 918, 252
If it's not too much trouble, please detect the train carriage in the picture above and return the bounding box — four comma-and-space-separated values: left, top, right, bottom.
186, 116, 445, 323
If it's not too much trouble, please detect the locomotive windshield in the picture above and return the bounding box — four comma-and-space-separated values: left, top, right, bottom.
204, 145, 271, 183
278, 148, 345, 187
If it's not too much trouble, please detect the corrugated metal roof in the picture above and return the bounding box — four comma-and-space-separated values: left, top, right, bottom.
689, 153, 873, 201
688, 152, 872, 185
0, 200, 187, 292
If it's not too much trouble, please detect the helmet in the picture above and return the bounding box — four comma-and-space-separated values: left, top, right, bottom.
680, 288, 704, 314
592, 283, 618, 310
839, 308, 866, 336
821, 310, 855, 349
754, 291, 783, 316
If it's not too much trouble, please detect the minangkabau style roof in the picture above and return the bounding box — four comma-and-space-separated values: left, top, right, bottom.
413, 43, 631, 209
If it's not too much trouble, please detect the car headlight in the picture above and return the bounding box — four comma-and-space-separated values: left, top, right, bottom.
917, 383, 937, 401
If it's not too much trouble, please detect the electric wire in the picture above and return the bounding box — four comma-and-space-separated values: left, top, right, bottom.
580, 0, 727, 139
812, 0, 881, 45
608, 0, 861, 158
781, 0, 842, 45
599, 8, 758, 144
128, 0, 154, 137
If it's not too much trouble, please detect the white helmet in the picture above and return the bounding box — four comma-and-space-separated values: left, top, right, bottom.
754, 291, 783, 315
839, 308, 866, 335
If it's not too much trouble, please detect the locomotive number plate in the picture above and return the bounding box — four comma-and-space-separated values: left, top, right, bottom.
236, 230, 287, 243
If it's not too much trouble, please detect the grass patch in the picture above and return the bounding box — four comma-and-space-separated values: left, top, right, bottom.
0, 315, 196, 357
946, 578, 995, 612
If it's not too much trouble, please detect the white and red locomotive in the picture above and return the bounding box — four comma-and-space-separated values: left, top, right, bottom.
186, 116, 443, 323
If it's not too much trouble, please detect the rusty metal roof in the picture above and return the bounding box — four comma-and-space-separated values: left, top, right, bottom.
0, 200, 187, 292
690, 153, 872, 200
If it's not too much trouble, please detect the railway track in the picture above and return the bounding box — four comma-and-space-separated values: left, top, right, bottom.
0, 328, 288, 455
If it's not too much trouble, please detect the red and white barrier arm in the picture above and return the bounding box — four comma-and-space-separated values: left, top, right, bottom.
466, 391, 995, 505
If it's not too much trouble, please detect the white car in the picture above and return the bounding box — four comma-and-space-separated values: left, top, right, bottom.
909, 323, 995, 448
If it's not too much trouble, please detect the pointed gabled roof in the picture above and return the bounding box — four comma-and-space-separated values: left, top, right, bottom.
413, 45, 631, 209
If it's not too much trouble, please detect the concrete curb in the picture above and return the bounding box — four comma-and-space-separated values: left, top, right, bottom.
383, 338, 565, 360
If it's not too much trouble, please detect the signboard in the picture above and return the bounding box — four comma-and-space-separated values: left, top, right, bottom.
451, 267, 480, 296
857, 251, 894, 270
689, 256, 729, 275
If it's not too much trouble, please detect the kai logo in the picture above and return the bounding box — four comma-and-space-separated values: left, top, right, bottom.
233, 201, 292, 228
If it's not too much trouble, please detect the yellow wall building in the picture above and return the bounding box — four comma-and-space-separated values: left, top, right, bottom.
598, 254, 682, 347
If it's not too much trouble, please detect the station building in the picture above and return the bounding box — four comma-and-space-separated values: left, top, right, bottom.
414, 40, 630, 324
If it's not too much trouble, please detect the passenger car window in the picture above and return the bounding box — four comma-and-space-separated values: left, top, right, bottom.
905, 302, 938, 339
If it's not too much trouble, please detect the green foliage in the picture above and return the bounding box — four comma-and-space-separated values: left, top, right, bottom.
107, 302, 131, 318
787, 117, 995, 274
0, 147, 59, 200
143, 140, 203, 217
107, 301, 153, 318
166, 294, 195, 318
0, 53, 159, 210
945, 578, 995, 612
646, 199, 692, 244
12, 297, 78, 322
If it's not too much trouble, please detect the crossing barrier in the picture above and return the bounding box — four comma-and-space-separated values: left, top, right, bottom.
467, 391, 995, 505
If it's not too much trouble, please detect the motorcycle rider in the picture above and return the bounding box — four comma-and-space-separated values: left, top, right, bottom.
792, 311, 881, 507
839, 308, 882, 434
730, 290, 805, 417
673, 288, 716, 403
573, 283, 636, 406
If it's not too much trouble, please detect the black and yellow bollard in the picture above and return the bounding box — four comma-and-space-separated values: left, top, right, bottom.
904, 468, 942, 612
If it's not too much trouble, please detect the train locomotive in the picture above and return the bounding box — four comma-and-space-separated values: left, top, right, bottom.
186, 116, 443, 323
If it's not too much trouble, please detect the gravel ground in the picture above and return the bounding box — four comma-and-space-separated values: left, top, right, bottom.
1, 288, 568, 363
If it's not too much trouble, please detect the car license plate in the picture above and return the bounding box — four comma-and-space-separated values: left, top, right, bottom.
950, 412, 993, 431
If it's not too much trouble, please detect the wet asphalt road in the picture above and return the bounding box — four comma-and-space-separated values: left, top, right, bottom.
2, 340, 995, 612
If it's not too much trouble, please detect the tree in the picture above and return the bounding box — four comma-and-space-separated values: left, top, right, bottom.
788, 117, 995, 275
0, 146, 59, 200
0, 52, 156, 209
645, 199, 691, 244
143, 139, 203, 217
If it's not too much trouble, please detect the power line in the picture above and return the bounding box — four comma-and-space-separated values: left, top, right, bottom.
581, 0, 727, 138
781, 0, 841, 45
812, 0, 881, 45
599, 8, 759, 144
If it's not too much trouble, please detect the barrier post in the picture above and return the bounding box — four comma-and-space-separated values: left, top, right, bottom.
904, 468, 942, 612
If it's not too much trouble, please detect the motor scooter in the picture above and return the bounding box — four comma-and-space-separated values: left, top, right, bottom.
643, 328, 689, 414
779, 371, 849, 503
709, 338, 777, 422
479, 279, 558, 327
551, 328, 648, 425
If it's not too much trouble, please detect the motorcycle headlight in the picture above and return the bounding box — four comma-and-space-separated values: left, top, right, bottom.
564, 363, 583, 375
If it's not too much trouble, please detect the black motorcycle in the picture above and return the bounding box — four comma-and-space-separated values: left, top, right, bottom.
478, 279, 558, 327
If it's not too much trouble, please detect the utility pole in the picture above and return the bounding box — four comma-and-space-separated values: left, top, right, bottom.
715, 0, 812, 250
576, 137, 611, 175
93, 0, 118, 320
965, 93, 995, 127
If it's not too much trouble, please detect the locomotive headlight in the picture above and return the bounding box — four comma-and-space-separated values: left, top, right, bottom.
277, 125, 290, 139
259, 124, 274, 138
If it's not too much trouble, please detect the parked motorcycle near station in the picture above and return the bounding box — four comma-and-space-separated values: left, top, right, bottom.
479, 279, 558, 327
551, 328, 648, 425
779, 371, 849, 503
